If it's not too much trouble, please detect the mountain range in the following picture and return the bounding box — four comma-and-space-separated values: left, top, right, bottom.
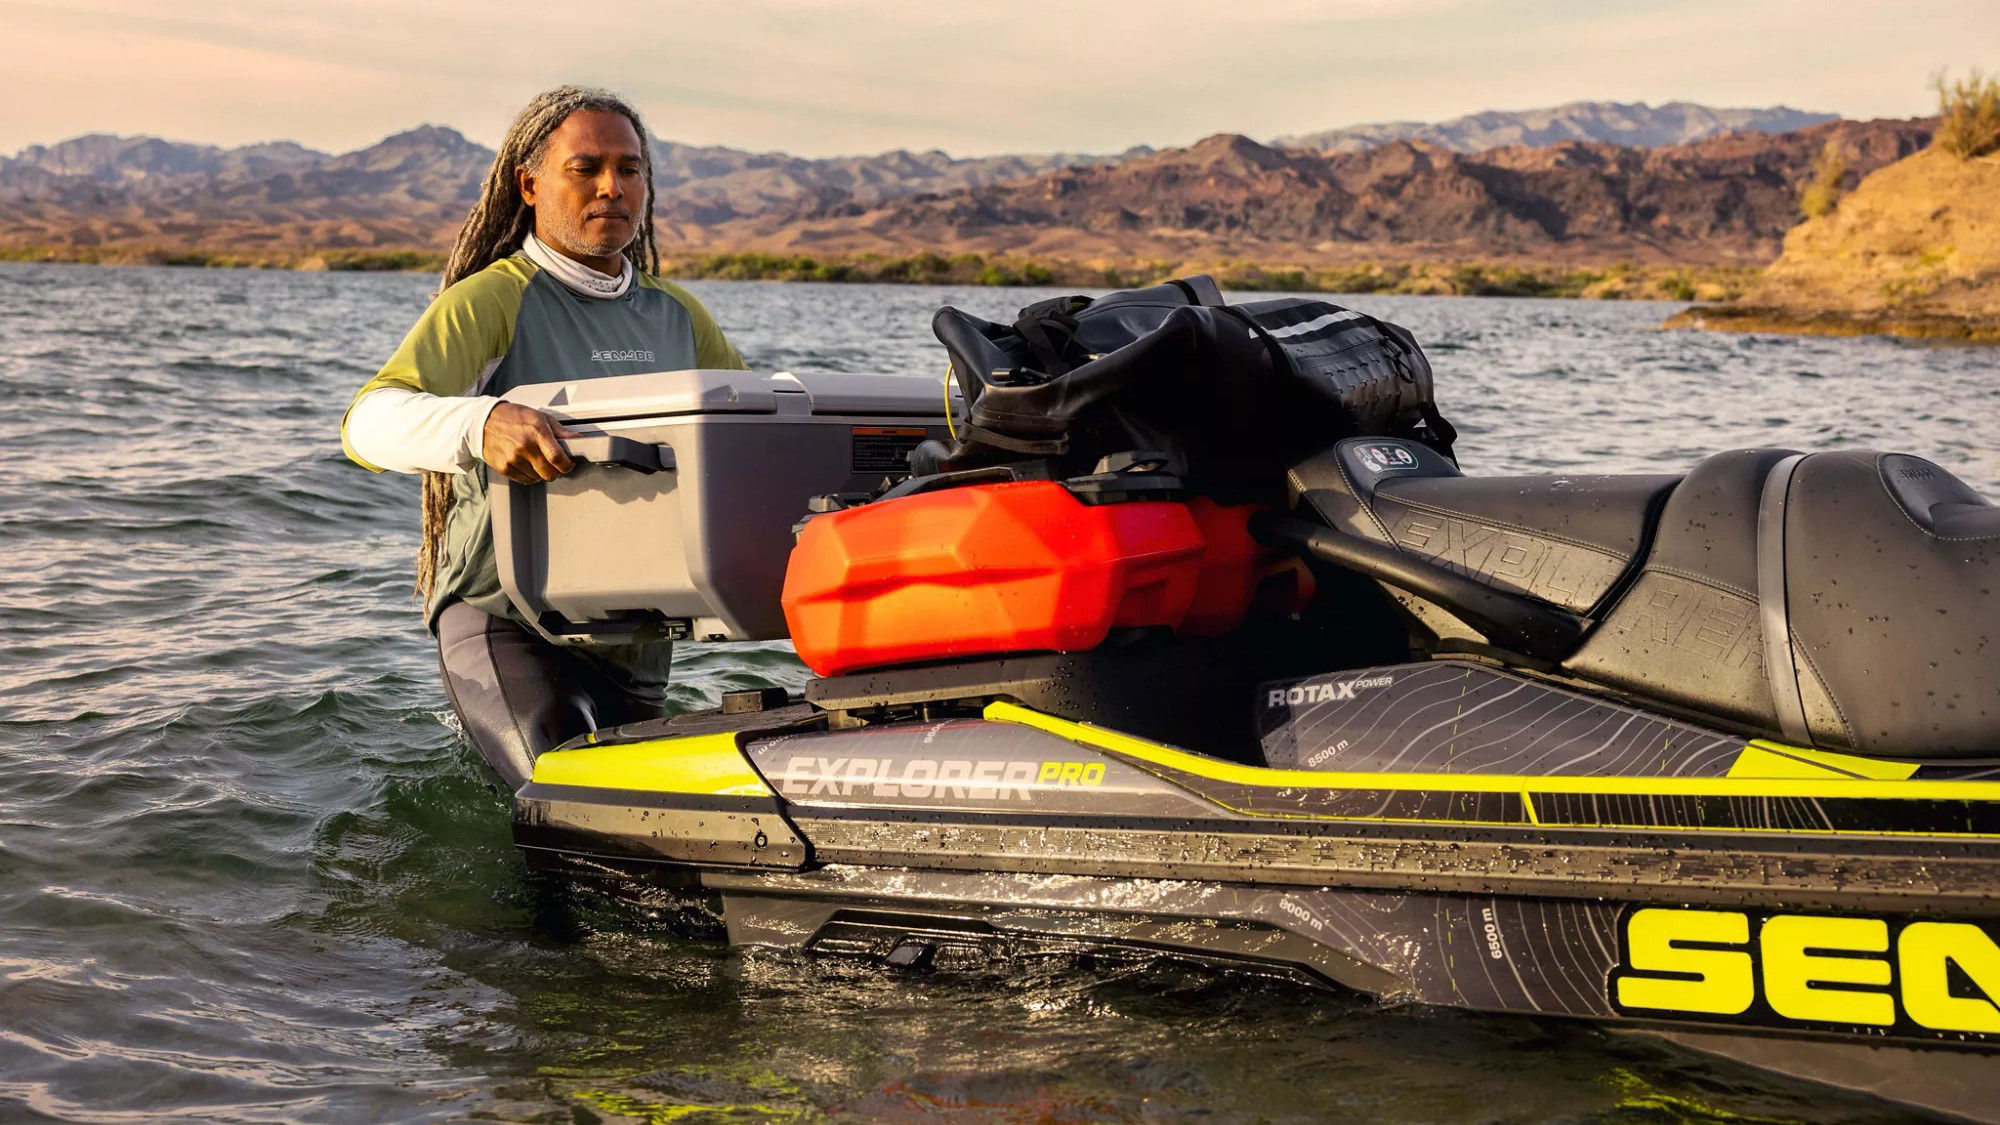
1275, 101, 1835, 153
715, 118, 1931, 268
0, 101, 1927, 268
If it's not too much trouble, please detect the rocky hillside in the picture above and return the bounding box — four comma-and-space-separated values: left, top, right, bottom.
648, 141, 1149, 224
0, 126, 1142, 251
0, 126, 494, 253
1276, 101, 1835, 154
693, 118, 1933, 268
0, 110, 1930, 269
1668, 145, 2000, 340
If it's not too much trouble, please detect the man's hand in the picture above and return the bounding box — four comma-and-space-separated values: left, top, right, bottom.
482, 402, 577, 483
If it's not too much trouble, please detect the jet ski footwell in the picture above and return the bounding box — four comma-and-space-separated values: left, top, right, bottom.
517, 675, 2000, 1122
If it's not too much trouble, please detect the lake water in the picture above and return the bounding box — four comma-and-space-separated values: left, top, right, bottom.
1, 262, 1995, 1123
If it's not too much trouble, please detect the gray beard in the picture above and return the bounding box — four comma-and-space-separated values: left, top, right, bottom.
537, 212, 633, 260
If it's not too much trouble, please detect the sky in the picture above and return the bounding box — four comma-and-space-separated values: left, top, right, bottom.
2, 0, 1995, 157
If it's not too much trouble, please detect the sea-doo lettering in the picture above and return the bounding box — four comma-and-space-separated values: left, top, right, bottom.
778, 755, 1037, 801
1613, 909, 2000, 1036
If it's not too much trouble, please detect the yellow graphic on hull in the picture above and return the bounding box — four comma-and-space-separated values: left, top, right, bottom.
1728, 741, 1921, 781
1613, 908, 2000, 1037
531, 732, 774, 797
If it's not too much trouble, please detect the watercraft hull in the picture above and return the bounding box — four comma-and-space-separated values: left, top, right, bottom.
516, 675, 2000, 1119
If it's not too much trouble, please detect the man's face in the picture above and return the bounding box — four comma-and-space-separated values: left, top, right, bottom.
517, 109, 646, 265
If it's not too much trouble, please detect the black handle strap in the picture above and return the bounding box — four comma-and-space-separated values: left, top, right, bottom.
559, 436, 675, 474
959, 422, 1070, 456
1010, 295, 1094, 378
1251, 512, 1589, 662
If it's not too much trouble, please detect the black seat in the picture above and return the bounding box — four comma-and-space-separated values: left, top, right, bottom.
1289, 437, 1679, 615
1784, 451, 2000, 755
1569, 449, 1999, 757
1296, 442, 2000, 757
1566, 449, 1798, 732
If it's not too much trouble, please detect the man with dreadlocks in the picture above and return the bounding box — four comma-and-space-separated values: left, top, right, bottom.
340, 86, 744, 789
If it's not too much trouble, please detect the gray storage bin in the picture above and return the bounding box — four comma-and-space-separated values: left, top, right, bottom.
490, 369, 955, 644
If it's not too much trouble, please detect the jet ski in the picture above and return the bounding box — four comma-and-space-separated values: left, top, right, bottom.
492, 279, 2000, 1121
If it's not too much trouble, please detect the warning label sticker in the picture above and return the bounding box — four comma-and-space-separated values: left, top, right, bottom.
851, 426, 928, 473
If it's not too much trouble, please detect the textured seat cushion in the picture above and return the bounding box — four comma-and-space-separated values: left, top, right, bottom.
1292, 436, 1676, 615
1783, 451, 2000, 755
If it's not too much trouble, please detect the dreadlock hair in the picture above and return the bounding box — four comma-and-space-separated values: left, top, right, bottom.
416, 85, 661, 601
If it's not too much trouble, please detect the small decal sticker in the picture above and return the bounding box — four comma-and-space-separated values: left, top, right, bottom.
852, 426, 928, 473
1355, 442, 1420, 474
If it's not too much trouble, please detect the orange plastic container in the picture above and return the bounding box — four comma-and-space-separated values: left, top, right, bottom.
1179, 499, 1317, 635
782, 483, 1318, 677
782, 481, 1206, 676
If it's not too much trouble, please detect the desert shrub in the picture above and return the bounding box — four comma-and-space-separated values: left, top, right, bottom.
808, 260, 860, 282
1449, 263, 1565, 297
1219, 266, 1309, 291
678, 251, 829, 280
1316, 263, 1409, 293
874, 251, 951, 282
973, 259, 1056, 286
322, 249, 441, 271
1798, 138, 1848, 218
1933, 68, 2000, 158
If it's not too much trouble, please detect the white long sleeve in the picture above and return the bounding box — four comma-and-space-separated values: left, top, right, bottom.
344, 386, 500, 474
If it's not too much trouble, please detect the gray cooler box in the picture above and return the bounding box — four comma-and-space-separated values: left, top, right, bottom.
490, 369, 956, 644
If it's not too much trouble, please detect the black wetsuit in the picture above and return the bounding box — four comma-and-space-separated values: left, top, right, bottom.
435, 602, 668, 788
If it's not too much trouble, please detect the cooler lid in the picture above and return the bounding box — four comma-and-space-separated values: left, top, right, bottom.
792, 371, 962, 416
505, 369, 781, 420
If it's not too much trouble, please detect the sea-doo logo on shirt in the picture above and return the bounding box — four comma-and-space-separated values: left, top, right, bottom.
590, 348, 654, 364
1267, 674, 1395, 708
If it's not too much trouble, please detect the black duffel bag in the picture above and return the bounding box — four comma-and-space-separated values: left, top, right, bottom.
928, 276, 1455, 489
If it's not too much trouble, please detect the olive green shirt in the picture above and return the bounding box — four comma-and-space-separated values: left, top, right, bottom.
342, 254, 745, 658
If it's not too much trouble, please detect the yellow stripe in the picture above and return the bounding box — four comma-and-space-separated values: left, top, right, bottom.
1730, 740, 1921, 781
530, 732, 774, 797
982, 702, 2000, 802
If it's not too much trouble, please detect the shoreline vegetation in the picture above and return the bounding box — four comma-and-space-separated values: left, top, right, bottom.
0, 244, 1758, 301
